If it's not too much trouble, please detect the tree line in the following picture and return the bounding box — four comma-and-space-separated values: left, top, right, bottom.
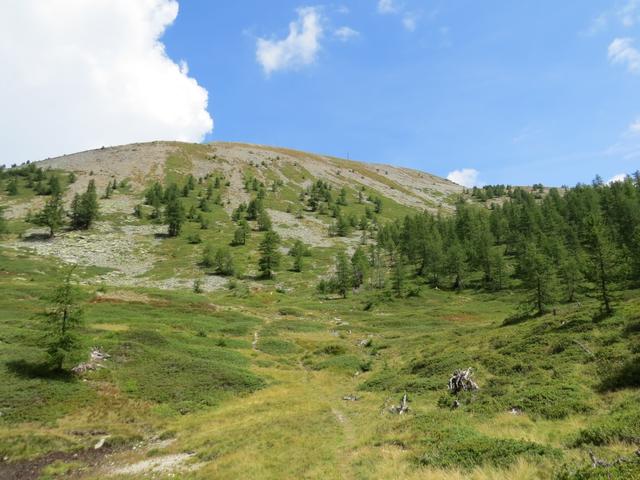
325, 174, 640, 317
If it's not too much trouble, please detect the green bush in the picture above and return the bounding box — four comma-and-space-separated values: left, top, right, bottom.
412, 415, 559, 469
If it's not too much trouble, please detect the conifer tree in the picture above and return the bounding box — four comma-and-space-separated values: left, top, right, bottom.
518, 244, 557, 316
559, 255, 584, 303
391, 252, 406, 298
198, 196, 211, 212
165, 196, 185, 237
32, 194, 65, 238
446, 241, 467, 291
7, 177, 18, 195
48, 175, 62, 197
213, 248, 235, 276
202, 244, 215, 268
338, 187, 348, 206
258, 230, 281, 279
351, 247, 369, 288
584, 215, 618, 315
257, 210, 272, 231
422, 231, 445, 287
247, 198, 263, 221
335, 252, 352, 298
42, 269, 83, 371
369, 244, 386, 289
70, 180, 99, 230
292, 247, 304, 272
150, 195, 162, 221
490, 249, 506, 291
334, 213, 351, 237
233, 220, 250, 246
373, 196, 383, 214
0, 207, 8, 235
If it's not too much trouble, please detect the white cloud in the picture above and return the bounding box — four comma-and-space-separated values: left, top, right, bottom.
585, 13, 609, 35
402, 14, 418, 32
377, 1, 419, 32
256, 7, 323, 75
0, 0, 213, 165
377, 0, 398, 14
513, 127, 536, 144
334, 26, 360, 41
618, 0, 640, 27
629, 118, 640, 135
447, 169, 481, 188
607, 173, 628, 184
608, 37, 640, 73
584, 1, 640, 35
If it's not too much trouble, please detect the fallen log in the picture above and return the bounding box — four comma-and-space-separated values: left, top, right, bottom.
389, 393, 409, 415
448, 368, 479, 394
72, 347, 110, 375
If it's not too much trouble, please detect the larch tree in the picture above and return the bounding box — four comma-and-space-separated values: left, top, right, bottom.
32, 194, 65, 238
518, 244, 557, 316
258, 230, 281, 279
42, 269, 83, 371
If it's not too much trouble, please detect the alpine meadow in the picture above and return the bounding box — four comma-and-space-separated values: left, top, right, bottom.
0, 142, 639, 479
2, 1, 640, 479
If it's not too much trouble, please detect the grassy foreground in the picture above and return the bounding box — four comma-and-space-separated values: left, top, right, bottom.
1, 249, 639, 479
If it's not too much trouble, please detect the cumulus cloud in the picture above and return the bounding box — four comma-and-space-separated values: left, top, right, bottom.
0, 0, 213, 165
256, 7, 323, 75
608, 37, 640, 73
334, 26, 360, 41
447, 169, 481, 188
607, 173, 628, 184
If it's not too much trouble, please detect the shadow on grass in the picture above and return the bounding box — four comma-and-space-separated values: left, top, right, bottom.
592, 309, 614, 323
599, 357, 640, 392
6, 359, 75, 381
153, 232, 171, 239
502, 312, 538, 326
22, 232, 52, 242
624, 320, 640, 335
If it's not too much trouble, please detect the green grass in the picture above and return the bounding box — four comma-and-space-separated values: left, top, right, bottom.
1, 153, 640, 479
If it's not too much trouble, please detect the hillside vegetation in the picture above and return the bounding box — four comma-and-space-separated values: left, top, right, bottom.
0, 142, 639, 479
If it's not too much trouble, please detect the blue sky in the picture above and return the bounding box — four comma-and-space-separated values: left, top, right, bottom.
156, 0, 640, 187
2, 1, 639, 186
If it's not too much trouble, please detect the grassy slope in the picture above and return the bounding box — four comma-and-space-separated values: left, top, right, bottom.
1, 248, 639, 479
0, 148, 639, 479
